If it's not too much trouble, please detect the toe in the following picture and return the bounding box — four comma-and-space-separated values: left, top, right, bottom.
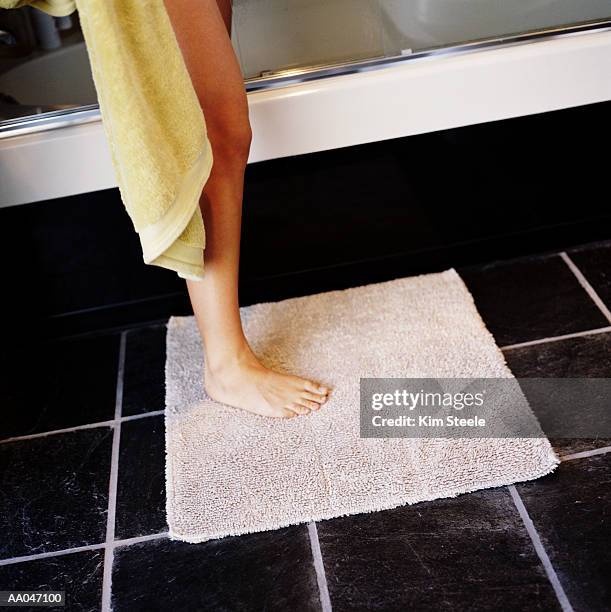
287, 402, 309, 416
301, 390, 327, 404
304, 380, 329, 396
299, 399, 320, 411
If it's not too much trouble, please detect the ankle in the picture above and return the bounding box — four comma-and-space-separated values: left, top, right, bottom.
204, 341, 257, 377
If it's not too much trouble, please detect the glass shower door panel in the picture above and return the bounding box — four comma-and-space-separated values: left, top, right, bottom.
380, 0, 611, 55
232, 0, 387, 79
232, 0, 611, 80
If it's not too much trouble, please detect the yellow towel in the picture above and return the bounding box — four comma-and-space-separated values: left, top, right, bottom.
1, 0, 213, 280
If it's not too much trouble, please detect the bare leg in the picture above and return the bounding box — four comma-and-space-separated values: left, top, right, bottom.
164, 0, 330, 418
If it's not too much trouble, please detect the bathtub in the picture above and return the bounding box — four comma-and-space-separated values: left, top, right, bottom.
0, 6, 610, 208
0, 41, 96, 109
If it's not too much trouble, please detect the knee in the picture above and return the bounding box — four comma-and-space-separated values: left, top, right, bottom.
207, 117, 253, 166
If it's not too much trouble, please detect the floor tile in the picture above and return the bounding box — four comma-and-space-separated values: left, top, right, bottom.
504, 331, 611, 378
115, 415, 166, 540
0, 428, 112, 558
566, 241, 611, 311
458, 254, 608, 346
0, 550, 104, 612
503, 332, 611, 455
316, 488, 560, 611
122, 325, 167, 416
111, 527, 319, 611
0, 333, 120, 441
516, 454, 611, 612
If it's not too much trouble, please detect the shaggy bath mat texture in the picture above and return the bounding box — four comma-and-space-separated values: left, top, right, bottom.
164, 268, 559, 542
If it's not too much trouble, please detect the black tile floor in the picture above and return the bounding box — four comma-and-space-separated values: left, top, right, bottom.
1, 240, 610, 611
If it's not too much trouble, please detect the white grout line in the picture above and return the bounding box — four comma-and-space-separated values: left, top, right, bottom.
0, 543, 106, 566
500, 325, 611, 351
0, 420, 116, 444
560, 445, 611, 462
111, 531, 169, 549
101, 332, 126, 612
0, 410, 164, 446
508, 485, 574, 612
0, 532, 170, 568
121, 410, 164, 422
560, 252, 611, 324
308, 522, 333, 612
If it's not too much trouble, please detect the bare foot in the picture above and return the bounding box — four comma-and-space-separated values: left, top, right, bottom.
204, 350, 330, 418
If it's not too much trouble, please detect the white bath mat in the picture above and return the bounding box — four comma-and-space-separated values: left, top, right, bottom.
164, 268, 559, 542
